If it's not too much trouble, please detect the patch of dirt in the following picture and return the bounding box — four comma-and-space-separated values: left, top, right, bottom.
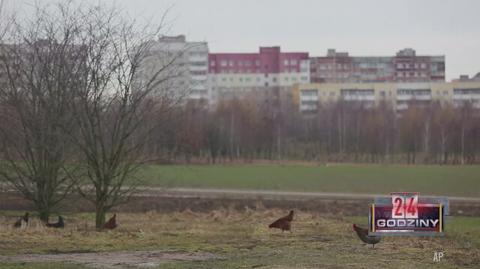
0, 250, 219, 268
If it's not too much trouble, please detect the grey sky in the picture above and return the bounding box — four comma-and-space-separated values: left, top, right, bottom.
8, 0, 480, 80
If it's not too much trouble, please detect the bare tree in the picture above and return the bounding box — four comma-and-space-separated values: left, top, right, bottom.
0, 2, 83, 221
67, 3, 179, 228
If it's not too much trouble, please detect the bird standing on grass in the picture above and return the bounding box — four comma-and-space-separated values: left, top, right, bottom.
46, 216, 65, 228
13, 212, 29, 228
352, 224, 381, 248
103, 214, 117, 230
269, 210, 294, 232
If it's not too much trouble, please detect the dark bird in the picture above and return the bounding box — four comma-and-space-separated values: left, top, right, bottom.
268, 210, 294, 232
103, 214, 117, 230
46, 216, 65, 228
13, 212, 29, 228
352, 224, 381, 248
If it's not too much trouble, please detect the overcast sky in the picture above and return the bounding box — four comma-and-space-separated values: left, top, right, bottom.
7, 0, 480, 80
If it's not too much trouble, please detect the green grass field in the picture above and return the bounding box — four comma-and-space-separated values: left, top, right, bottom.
0, 211, 479, 269
140, 164, 480, 197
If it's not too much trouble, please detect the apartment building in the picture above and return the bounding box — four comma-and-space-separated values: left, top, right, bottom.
310, 48, 445, 83
453, 72, 480, 82
208, 46, 310, 104
294, 81, 480, 113
137, 35, 210, 103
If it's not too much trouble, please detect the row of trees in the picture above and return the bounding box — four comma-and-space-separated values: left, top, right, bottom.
151, 98, 480, 165
0, 1, 178, 227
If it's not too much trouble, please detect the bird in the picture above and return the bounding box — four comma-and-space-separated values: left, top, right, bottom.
103, 214, 117, 230
352, 224, 381, 248
13, 212, 29, 228
46, 216, 65, 228
268, 210, 294, 232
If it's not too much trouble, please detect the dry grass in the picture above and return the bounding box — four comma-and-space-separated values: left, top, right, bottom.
0, 209, 479, 269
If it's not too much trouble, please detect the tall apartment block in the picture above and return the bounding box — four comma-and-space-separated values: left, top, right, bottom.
208, 47, 310, 104
138, 35, 210, 103
310, 48, 445, 83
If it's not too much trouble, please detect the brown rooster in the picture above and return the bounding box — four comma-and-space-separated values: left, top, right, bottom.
46, 216, 65, 228
269, 210, 294, 232
103, 214, 117, 230
13, 212, 29, 228
352, 224, 381, 248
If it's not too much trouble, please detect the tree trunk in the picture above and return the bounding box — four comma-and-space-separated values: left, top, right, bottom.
95, 205, 107, 229
461, 126, 465, 165
37, 206, 51, 223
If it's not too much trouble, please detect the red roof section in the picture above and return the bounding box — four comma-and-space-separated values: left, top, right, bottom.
209, 46, 308, 74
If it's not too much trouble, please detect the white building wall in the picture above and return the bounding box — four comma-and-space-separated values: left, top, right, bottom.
140, 36, 210, 105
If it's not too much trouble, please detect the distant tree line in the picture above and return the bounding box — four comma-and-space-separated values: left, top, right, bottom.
148, 97, 480, 165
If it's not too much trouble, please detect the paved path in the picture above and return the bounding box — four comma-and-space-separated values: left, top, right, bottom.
134, 187, 480, 203
2, 183, 479, 203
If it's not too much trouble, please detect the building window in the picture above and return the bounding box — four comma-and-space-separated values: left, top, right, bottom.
255, 60, 260, 66
220, 60, 227, 67
284, 59, 289, 66
291, 59, 297, 65
301, 89, 318, 97
210, 61, 216, 66
229, 60, 234, 66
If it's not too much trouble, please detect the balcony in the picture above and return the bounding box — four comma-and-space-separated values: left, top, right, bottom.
191, 75, 208, 81
342, 95, 375, 101
396, 94, 431, 101
300, 95, 318, 102
189, 65, 208, 72
189, 55, 208, 62
190, 83, 207, 90
300, 104, 318, 111
396, 103, 408, 110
